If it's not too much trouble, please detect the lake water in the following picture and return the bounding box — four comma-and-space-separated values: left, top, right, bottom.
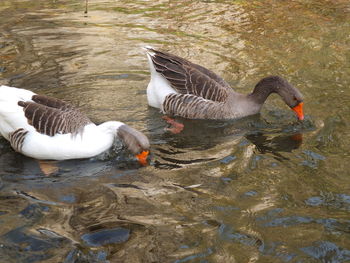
0, 0, 349, 262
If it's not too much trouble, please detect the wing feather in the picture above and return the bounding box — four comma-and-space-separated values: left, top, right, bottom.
9, 128, 28, 152
31, 95, 74, 110
146, 48, 231, 102
18, 97, 91, 136
163, 93, 226, 119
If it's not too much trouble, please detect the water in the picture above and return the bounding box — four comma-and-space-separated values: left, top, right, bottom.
0, 0, 349, 262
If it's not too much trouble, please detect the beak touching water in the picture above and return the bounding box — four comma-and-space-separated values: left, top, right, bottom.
136, 150, 149, 166
292, 102, 304, 121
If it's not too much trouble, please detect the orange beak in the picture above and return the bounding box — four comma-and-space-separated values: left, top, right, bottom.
136, 150, 149, 166
292, 102, 304, 120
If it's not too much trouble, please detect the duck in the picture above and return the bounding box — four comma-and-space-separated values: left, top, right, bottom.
144, 46, 304, 133
0, 85, 150, 164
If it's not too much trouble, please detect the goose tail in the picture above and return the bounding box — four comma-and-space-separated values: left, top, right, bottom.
142, 45, 156, 56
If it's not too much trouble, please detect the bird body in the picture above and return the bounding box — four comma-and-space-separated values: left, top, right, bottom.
0, 85, 149, 162
17, 122, 118, 160
144, 47, 304, 121
0, 87, 36, 138
145, 48, 177, 109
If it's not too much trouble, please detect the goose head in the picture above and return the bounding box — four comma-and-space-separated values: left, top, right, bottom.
116, 124, 150, 165
252, 76, 304, 120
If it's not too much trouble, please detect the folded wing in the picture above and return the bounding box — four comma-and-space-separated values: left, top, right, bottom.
18, 95, 92, 136
163, 93, 226, 119
146, 47, 231, 102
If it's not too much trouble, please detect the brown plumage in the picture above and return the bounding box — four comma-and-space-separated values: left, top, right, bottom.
145, 47, 305, 121
148, 48, 229, 102
117, 124, 150, 155
9, 128, 28, 152
18, 96, 91, 137
163, 93, 226, 119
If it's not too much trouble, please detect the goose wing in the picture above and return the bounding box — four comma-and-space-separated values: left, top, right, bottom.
163, 93, 226, 119
146, 47, 231, 102
18, 95, 92, 136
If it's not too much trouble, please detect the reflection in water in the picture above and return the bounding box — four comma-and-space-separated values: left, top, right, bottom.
0, 0, 349, 262
81, 227, 130, 247
246, 133, 303, 161
148, 107, 309, 169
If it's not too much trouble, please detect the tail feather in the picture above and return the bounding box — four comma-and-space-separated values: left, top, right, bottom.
142, 46, 156, 56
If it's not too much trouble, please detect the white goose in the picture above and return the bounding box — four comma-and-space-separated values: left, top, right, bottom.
0, 85, 150, 164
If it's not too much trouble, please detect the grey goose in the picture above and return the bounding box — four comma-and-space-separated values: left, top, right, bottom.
144, 46, 304, 133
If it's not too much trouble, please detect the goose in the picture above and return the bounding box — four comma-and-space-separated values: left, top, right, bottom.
144, 47, 304, 133
0, 85, 150, 164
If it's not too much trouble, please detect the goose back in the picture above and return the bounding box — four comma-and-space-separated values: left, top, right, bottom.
146, 47, 231, 102
18, 95, 91, 137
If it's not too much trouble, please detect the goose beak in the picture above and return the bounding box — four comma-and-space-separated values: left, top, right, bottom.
292, 102, 304, 120
136, 150, 149, 166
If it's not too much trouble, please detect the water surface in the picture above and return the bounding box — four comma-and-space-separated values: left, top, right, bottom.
0, 0, 349, 262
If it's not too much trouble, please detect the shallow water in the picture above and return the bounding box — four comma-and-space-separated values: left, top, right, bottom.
0, 0, 349, 262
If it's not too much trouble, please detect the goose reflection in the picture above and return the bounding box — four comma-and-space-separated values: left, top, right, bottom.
146, 109, 303, 168
245, 132, 303, 161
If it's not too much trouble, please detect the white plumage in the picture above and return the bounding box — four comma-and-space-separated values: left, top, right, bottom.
0, 85, 150, 162
17, 122, 120, 160
144, 46, 177, 109
0, 86, 36, 139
